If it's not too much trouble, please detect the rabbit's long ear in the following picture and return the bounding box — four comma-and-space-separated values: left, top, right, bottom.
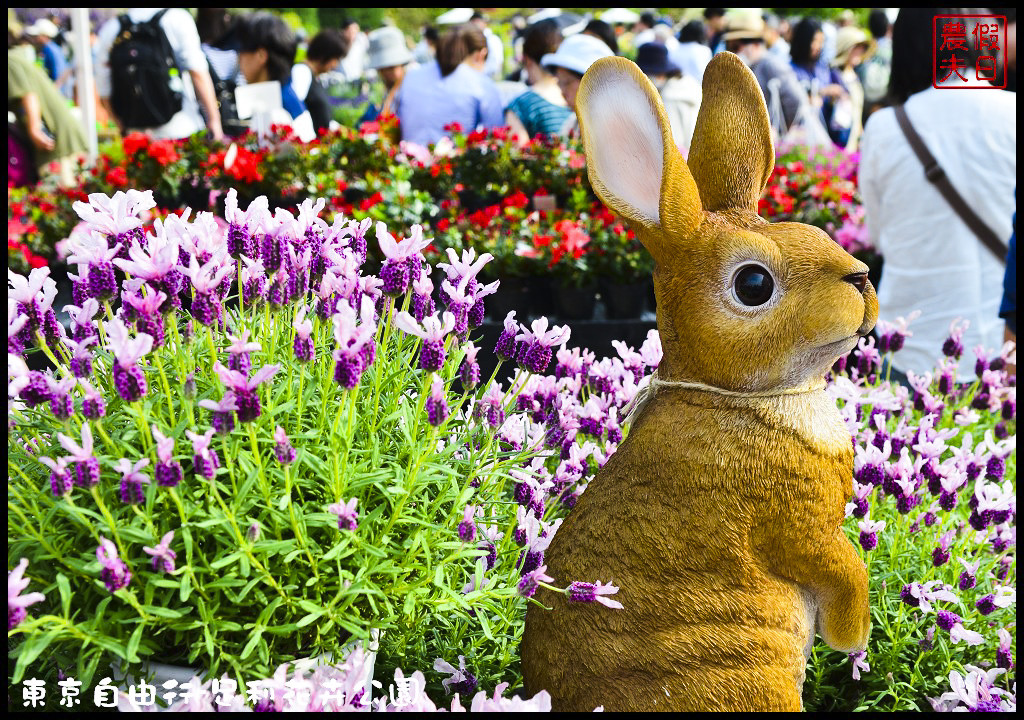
687, 52, 775, 213
577, 57, 702, 261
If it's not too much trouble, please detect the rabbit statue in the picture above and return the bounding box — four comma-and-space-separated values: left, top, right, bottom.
521, 53, 876, 711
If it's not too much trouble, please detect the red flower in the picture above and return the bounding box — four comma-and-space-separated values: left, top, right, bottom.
105, 166, 128, 188
503, 190, 530, 210
122, 132, 149, 156
148, 139, 180, 166
359, 192, 383, 212
467, 129, 488, 144
443, 122, 464, 135
437, 218, 451, 232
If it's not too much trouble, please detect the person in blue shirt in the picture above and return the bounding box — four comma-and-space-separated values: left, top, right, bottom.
395, 23, 504, 147
25, 18, 71, 98
236, 12, 306, 120
790, 16, 851, 146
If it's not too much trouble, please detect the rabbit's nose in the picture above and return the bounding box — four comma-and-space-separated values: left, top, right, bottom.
843, 272, 868, 294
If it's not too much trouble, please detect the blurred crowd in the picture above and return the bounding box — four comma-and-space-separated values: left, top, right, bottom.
7, 7, 1017, 381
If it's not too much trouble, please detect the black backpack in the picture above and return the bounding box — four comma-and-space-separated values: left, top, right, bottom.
109, 9, 184, 129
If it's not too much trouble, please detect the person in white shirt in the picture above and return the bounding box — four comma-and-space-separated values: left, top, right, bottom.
859, 9, 1016, 381
95, 8, 224, 141
471, 12, 505, 80
339, 18, 369, 82
671, 20, 712, 85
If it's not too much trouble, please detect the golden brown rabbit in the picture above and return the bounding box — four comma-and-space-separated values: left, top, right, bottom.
521, 53, 876, 711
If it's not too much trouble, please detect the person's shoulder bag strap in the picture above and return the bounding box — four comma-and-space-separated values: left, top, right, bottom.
893, 103, 1007, 264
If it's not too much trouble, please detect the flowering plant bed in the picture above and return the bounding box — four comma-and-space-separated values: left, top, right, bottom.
8, 126, 873, 298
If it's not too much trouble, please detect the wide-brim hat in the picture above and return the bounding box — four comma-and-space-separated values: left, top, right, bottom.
367, 26, 414, 70
634, 42, 680, 76
541, 33, 615, 76
722, 8, 765, 42
832, 26, 875, 67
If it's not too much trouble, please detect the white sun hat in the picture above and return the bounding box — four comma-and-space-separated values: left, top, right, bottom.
599, 8, 640, 25
367, 26, 414, 70
541, 33, 615, 76
436, 8, 474, 25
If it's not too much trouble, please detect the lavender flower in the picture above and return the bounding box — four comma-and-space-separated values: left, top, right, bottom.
187, 429, 220, 480
857, 517, 885, 551
66, 231, 122, 302
199, 391, 238, 434
116, 457, 151, 505
96, 537, 131, 592
957, 558, 979, 591
79, 379, 106, 419
103, 318, 153, 402
377, 223, 431, 296
494, 311, 520, 361
411, 273, 435, 322
224, 189, 269, 259
40, 456, 72, 496
566, 581, 623, 609
226, 330, 261, 375
847, 651, 870, 681
997, 628, 1014, 671
47, 375, 75, 420
213, 361, 281, 423
941, 318, 968, 359
458, 505, 477, 543
433, 656, 478, 697
142, 531, 177, 574
426, 374, 449, 426
184, 252, 234, 327
460, 342, 481, 390
516, 318, 570, 375
328, 498, 359, 531
8, 558, 46, 630
932, 667, 1011, 712
394, 311, 456, 372
58, 423, 100, 487
875, 311, 918, 354
332, 298, 376, 389
18, 370, 52, 408
273, 426, 296, 465
293, 304, 314, 363
65, 336, 97, 378
152, 424, 183, 487
932, 529, 955, 567
517, 564, 554, 599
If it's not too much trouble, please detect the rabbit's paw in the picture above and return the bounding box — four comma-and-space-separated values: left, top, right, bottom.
818, 596, 871, 653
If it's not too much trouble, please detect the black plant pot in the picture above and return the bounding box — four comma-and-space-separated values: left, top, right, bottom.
602, 279, 651, 320
553, 283, 598, 321
486, 276, 532, 321
528, 276, 556, 319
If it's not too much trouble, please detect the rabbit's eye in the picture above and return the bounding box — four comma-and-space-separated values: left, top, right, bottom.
733, 265, 775, 306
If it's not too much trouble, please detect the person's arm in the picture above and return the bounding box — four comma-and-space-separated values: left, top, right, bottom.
21, 93, 56, 152
190, 68, 225, 142
505, 108, 530, 146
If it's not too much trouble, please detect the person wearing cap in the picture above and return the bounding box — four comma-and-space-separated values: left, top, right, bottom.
634, 42, 701, 153
24, 17, 71, 98
504, 19, 571, 144
292, 29, 349, 134
395, 23, 504, 147
359, 26, 415, 125
541, 32, 615, 138
722, 10, 808, 136
832, 25, 873, 151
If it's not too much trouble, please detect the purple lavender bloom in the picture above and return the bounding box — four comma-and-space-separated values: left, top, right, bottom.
103, 318, 153, 402
857, 518, 885, 552
997, 629, 1014, 671
40, 456, 72, 497
199, 391, 238, 435
411, 272, 436, 323
273, 425, 296, 465
458, 504, 477, 543
79, 379, 106, 419
241, 256, 267, 306
976, 595, 997, 615
65, 336, 97, 378
96, 537, 131, 593
332, 298, 376, 389
957, 558, 979, 591
494, 311, 520, 361
9, 267, 58, 332
187, 429, 220, 480
47, 376, 76, 420
143, 531, 177, 574
8, 558, 46, 630
516, 318, 570, 375
213, 362, 281, 423
226, 330, 262, 376
517, 564, 553, 599
900, 584, 920, 607
377, 223, 431, 296
58, 424, 100, 487
293, 304, 315, 363
936, 610, 962, 632
426, 374, 449, 427
19, 370, 53, 408
65, 232, 123, 302
941, 319, 968, 359
327, 498, 359, 531
460, 342, 481, 390
567, 581, 623, 609
394, 310, 457, 372
116, 457, 151, 505
184, 252, 234, 327
434, 656, 478, 697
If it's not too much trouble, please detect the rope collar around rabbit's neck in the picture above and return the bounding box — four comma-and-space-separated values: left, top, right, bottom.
624, 370, 826, 426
